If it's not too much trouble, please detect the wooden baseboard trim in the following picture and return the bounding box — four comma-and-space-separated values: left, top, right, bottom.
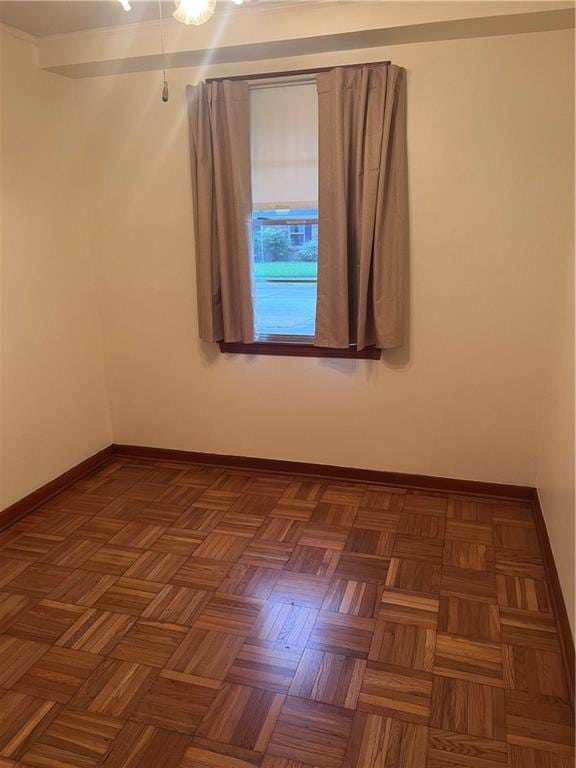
0, 446, 114, 532
532, 492, 575, 708
112, 444, 535, 501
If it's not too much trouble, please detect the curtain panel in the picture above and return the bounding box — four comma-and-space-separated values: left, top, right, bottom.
186, 81, 255, 343
314, 64, 408, 350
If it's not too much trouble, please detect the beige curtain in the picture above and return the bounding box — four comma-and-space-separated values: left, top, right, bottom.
314, 64, 407, 350
186, 81, 255, 343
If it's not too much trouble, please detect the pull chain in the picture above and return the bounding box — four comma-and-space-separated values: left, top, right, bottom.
158, 0, 169, 102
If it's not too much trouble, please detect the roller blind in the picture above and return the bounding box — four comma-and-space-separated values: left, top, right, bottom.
250, 82, 318, 208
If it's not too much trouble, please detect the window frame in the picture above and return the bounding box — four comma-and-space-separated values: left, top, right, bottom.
207, 63, 389, 361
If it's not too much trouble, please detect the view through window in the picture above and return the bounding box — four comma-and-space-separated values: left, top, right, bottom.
250, 80, 318, 340
252, 207, 318, 337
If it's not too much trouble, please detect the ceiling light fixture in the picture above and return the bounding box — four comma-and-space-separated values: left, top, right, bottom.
119, 0, 131, 11
173, 0, 216, 25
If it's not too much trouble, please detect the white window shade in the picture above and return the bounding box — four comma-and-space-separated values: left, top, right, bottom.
250, 82, 318, 208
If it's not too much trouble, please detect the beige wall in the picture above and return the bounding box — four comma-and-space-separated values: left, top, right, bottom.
536, 227, 575, 633
82, 28, 573, 488
0, 28, 113, 508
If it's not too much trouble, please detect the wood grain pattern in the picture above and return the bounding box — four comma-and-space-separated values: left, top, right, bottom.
0, 456, 572, 767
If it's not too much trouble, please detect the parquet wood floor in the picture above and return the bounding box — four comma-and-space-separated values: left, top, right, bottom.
0, 458, 573, 767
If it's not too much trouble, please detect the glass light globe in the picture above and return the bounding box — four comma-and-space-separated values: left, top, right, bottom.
173, 0, 216, 25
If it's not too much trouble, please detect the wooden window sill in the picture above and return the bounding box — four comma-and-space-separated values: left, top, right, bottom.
218, 341, 380, 359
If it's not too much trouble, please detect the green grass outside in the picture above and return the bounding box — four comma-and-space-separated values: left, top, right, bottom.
254, 261, 318, 280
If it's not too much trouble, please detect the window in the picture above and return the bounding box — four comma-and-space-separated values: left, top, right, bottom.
250, 81, 318, 341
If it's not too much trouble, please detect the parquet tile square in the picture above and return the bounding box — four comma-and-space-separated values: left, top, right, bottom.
98, 721, 190, 768
215, 510, 269, 538
505, 690, 574, 755
289, 649, 365, 709
194, 593, 264, 636
0, 635, 49, 688
434, 633, 503, 686
426, 728, 507, 767
368, 620, 435, 671
430, 676, 506, 740
0, 558, 28, 588
398, 511, 446, 539
249, 601, 318, 647
158, 484, 205, 507
445, 519, 493, 544
42, 537, 103, 569
496, 573, 551, 613
359, 661, 432, 724
440, 565, 497, 603
197, 683, 285, 752
109, 619, 188, 667
503, 644, 568, 697
191, 490, 241, 512
0, 691, 59, 760
172, 507, 223, 533
345, 712, 428, 768
13, 646, 103, 703
268, 696, 353, 768
393, 534, 444, 563
141, 584, 210, 625
334, 553, 389, 583
226, 638, 303, 693
344, 528, 395, 557
0, 533, 65, 562
362, 487, 405, 510
320, 484, 364, 507
148, 528, 206, 556
167, 628, 245, 679
0, 592, 35, 640
256, 517, 304, 545
56, 609, 135, 654
47, 569, 118, 607
438, 596, 500, 642
283, 479, 326, 501
378, 589, 439, 628
21, 708, 123, 768
499, 607, 560, 651
448, 497, 493, 523
193, 533, 249, 562
385, 557, 440, 595
109, 523, 165, 548
171, 557, 233, 590
310, 502, 357, 528
92, 576, 164, 616
308, 611, 374, 658
299, 524, 349, 551
270, 573, 331, 609
124, 551, 187, 582
443, 540, 494, 572
240, 541, 294, 570
286, 545, 340, 577
219, 564, 280, 599
322, 578, 382, 618
353, 508, 400, 532
404, 492, 447, 513
83, 545, 144, 575
6, 599, 86, 643
4, 563, 73, 599
72, 658, 156, 718
494, 547, 545, 579
0, 457, 570, 768
269, 499, 316, 521
508, 744, 574, 767
494, 522, 540, 553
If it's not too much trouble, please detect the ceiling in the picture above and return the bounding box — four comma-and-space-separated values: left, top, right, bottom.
0, 0, 310, 37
